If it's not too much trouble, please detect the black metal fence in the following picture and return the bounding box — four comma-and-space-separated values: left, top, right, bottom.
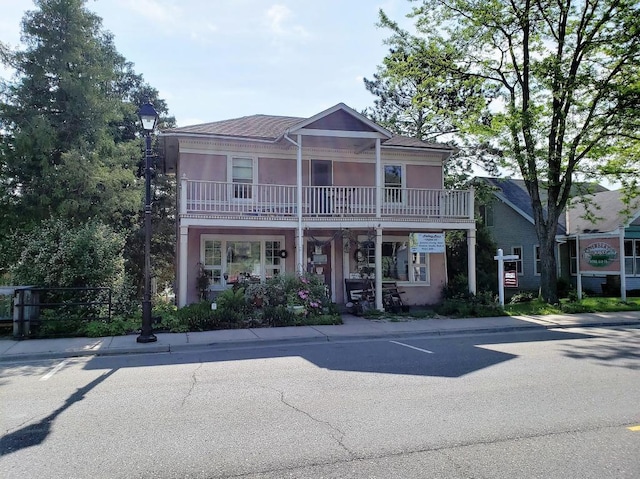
12, 287, 112, 339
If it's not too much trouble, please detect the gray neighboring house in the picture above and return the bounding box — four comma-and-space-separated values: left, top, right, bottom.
475, 177, 607, 292
563, 189, 640, 294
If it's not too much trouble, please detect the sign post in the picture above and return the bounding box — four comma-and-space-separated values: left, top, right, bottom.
494, 249, 519, 307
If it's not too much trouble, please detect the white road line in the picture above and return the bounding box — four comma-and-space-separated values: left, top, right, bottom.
390, 340, 434, 354
41, 359, 69, 381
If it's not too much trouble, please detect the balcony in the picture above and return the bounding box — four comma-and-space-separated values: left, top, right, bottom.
180, 180, 473, 223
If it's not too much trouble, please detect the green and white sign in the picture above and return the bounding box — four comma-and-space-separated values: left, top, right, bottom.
409, 233, 445, 253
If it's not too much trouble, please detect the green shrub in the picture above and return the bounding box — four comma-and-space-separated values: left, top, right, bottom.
11, 219, 134, 320
560, 302, 595, 314
262, 304, 297, 326
437, 290, 504, 318
509, 291, 536, 304
176, 301, 217, 331
216, 288, 249, 314
85, 317, 139, 337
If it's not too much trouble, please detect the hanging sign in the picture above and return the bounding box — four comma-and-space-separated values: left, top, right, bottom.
578, 237, 620, 273
504, 270, 518, 288
409, 233, 445, 253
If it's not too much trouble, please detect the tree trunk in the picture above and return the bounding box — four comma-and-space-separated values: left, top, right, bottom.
538, 232, 558, 304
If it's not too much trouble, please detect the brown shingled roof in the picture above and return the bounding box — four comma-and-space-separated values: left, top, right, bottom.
165, 114, 304, 141
163, 111, 455, 151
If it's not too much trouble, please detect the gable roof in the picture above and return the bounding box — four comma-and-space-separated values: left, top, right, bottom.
162, 103, 455, 152
566, 189, 640, 235
480, 177, 537, 225
477, 177, 610, 236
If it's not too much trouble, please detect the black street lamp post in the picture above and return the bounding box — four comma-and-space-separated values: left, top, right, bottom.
137, 101, 159, 343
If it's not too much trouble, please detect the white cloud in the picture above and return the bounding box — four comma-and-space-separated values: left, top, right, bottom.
264, 4, 309, 39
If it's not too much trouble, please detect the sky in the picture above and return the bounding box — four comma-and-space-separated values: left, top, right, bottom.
0, 0, 415, 127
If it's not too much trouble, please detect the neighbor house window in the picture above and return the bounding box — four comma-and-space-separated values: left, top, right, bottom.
507, 246, 523, 275
624, 239, 640, 276
479, 203, 494, 227
570, 240, 578, 275
534, 245, 541, 275
384, 164, 403, 203
201, 236, 284, 289
232, 157, 254, 199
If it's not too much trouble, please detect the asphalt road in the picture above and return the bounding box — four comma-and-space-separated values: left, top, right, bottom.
1, 326, 639, 478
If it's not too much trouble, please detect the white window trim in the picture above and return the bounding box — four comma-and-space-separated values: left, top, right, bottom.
228, 155, 257, 201
355, 234, 430, 285
511, 246, 524, 276
201, 234, 285, 289
382, 163, 406, 205
534, 244, 541, 276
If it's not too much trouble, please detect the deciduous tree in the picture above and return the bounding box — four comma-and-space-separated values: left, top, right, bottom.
377, 0, 640, 302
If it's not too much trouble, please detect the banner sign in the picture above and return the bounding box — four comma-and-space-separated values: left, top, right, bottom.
504, 270, 518, 288
410, 233, 445, 253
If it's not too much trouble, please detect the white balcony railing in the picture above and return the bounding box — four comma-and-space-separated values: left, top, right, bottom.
181, 180, 473, 220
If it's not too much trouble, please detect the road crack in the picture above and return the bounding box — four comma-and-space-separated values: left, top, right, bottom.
180, 363, 203, 408
276, 389, 354, 457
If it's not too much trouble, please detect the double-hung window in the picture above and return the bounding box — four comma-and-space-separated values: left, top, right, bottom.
508, 246, 523, 275
534, 245, 542, 275
232, 157, 254, 199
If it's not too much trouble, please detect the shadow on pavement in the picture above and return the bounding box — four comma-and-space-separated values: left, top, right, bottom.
82, 329, 594, 378
0, 369, 117, 457
561, 326, 640, 370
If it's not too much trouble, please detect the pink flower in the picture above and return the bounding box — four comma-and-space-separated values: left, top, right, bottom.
300, 277, 309, 284
310, 301, 319, 308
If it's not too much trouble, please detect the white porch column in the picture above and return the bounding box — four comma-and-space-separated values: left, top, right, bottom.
180, 174, 188, 215
576, 235, 582, 300
296, 134, 304, 274
375, 138, 381, 219
375, 226, 383, 311
178, 225, 189, 307
620, 225, 627, 301
467, 228, 477, 294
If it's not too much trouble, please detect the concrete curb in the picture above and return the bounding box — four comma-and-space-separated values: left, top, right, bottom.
2, 318, 638, 363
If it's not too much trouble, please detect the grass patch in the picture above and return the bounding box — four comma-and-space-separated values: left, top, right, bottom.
504, 297, 640, 316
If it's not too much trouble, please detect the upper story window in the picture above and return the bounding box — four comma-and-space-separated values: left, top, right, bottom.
384, 164, 403, 203
232, 157, 254, 199
479, 203, 494, 227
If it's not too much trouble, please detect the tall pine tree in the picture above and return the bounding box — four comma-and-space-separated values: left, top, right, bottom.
0, 0, 175, 295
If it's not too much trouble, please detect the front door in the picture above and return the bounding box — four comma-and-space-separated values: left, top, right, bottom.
306, 239, 332, 298
311, 160, 332, 214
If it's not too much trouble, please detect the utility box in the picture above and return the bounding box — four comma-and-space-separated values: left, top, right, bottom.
12, 287, 39, 340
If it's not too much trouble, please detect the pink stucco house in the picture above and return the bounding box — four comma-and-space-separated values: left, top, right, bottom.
160, 103, 477, 309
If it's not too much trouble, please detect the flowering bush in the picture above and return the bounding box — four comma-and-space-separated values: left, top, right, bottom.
244, 282, 269, 307
265, 273, 330, 316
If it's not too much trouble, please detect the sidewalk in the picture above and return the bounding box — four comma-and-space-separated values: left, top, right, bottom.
1, 311, 640, 362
